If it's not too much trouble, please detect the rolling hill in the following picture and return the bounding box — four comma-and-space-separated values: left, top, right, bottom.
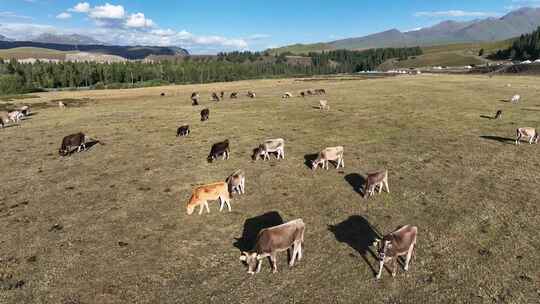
272, 7, 540, 54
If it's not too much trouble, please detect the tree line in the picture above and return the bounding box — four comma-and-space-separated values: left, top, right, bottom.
0, 47, 422, 95
489, 26, 540, 61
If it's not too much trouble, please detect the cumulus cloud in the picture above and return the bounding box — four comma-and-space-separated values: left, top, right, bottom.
126, 13, 154, 29
69, 2, 91, 13
56, 12, 72, 20
89, 3, 125, 20
414, 10, 499, 18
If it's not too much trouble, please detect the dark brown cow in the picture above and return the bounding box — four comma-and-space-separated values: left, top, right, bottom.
200, 108, 210, 121
494, 110, 502, 120
212, 92, 220, 102
160, 92, 165, 97
220, 91, 225, 99
240, 219, 305, 274
315, 89, 326, 95
300, 92, 305, 98
176, 125, 190, 137
208, 139, 230, 163
374, 225, 417, 279
191, 92, 200, 106
247, 91, 256, 98
230, 92, 238, 99
59, 132, 87, 156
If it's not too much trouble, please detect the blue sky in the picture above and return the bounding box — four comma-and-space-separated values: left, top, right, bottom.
0, 0, 538, 53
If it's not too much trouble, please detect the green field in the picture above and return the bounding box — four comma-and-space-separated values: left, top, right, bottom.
0, 47, 70, 60
1, 74, 539, 303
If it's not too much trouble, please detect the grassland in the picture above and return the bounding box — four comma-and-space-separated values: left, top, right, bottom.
1, 74, 539, 303
0, 47, 71, 60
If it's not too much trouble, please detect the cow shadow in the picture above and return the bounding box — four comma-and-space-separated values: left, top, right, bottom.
479, 115, 493, 120
233, 211, 285, 252
303, 153, 319, 169
328, 216, 381, 275
480, 135, 515, 144
345, 173, 366, 196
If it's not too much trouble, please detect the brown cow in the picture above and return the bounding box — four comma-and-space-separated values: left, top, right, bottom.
373, 225, 417, 280
201, 108, 210, 121
191, 92, 200, 106
59, 133, 87, 156
364, 170, 389, 198
186, 182, 231, 215
312, 146, 344, 170
208, 139, 230, 162
226, 169, 245, 195
240, 219, 305, 274
230, 92, 238, 99
515, 127, 538, 145
212, 92, 220, 102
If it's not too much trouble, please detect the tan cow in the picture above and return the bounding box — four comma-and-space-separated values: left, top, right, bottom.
226, 169, 245, 195
253, 138, 285, 161
374, 225, 417, 280
515, 127, 538, 145
282, 92, 293, 98
8, 111, 23, 123
186, 182, 231, 215
58, 101, 66, 109
319, 100, 330, 110
312, 146, 344, 170
364, 170, 389, 198
240, 219, 305, 274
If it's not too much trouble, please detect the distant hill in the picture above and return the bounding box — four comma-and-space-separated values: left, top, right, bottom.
273, 7, 540, 53
0, 41, 189, 60
31, 33, 103, 45
0, 34, 14, 42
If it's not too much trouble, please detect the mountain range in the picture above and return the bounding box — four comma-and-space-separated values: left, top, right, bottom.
31, 33, 104, 46
0, 34, 14, 42
274, 7, 540, 53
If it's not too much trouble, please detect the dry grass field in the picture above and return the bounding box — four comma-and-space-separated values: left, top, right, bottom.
1, 74, 540, 303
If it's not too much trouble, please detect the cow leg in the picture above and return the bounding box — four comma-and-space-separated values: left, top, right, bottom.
376, 261, 384, 280
225, 198, 232, 212
297, 242, 303, 261
289, 246, 296, 267
378, 182, 383, 194
325, 160, 329, 170
404, 246, 414, 271
392, 259, 398, 277
205, 202, 210, 213
219, 198, 224, 212
256, 259, 262, 273
516, 134, 521, 145
198, 203, 204, 215
270, 254, 278, 273
384, 180, 390, 193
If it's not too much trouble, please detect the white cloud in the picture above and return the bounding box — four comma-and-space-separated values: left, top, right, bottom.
56, 12, 72, 20
245, 34, 270, 41
126, 13, 154, 28
414, 10, 499, 18
69, 2, 91, 13
0, 11, 33, 20
89, 3, 125, 20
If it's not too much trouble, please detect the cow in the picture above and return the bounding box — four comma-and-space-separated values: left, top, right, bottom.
282, 92, 293, 99
494, 110, 502, 120
8, 111, 24, 124
226, 169, 245, 195
239, 219, 305, 274
312, 146, 344, 170
160, 92, 165, 97
0, 114, 6, 129
59, 132, 89, 156
247, 91, 256, 98
58, 101, 66, 109
208, 139, 230, 162
220, 91, 225, 99
319, 100, 330, 111
176, 125, 190, 137
315, 89, 326, 95
511, 94, 521, 104
200, 108, 210, 121
212, 92, 220, 102
19, 105, 30, 117
191, 92, 200, 106
515, 127, 538, 145
252, 138, 285, 161
364, 170, 389, 198
230, 92, 238, 99
373, 225, 418, 280
306, 90, 313, 96
186, 182, 231, 215
300, 92, 305, 98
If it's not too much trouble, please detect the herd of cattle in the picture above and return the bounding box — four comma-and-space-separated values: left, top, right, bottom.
0, 87, 536, 280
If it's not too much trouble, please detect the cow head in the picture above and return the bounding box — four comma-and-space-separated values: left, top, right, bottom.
373, 237, 393, 263
252, 146, 264, 161
239, 251, 260, 274
186, 205, 195, 215
59, 148, 69, 156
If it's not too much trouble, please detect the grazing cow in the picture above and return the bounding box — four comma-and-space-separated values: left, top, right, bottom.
373, 225, 418, 280
8, 111, 23, 123
226, 169, 245, 195
315, 89, 326, 95
494, 110, 502, 120
176, 125, 190, 137
160, 92, 165, 97
19, 105, 30, 117
230, 92, 238, 99
319, 100, 330, 110
59, 132, 88, 156
212, 92, 220, 102
58, 101, 66, 109
208, 139, 230, 162
364, 170, 389, 198
191, 92, 200, 106
252, 138, 285, 161
300, 92, 305, 98
515, 127, 538, 145
511, 94, 521, 104
312, 146, 344, 170
220, 91, 225, 99
239, 219, 305, 274
186, 182, 231, 215
306, 90, 313, 96
282, 92, 293, 99
200, 108, 210, 121
247, 91, 256, 98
